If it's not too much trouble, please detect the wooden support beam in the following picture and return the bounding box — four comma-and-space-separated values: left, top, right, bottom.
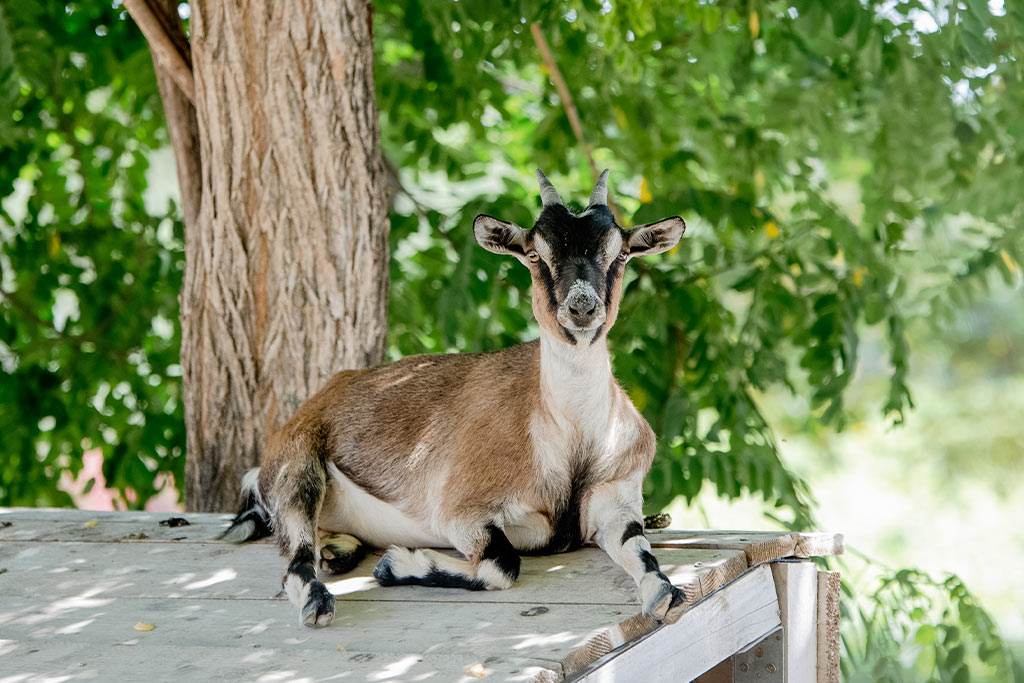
771, 560, 818, 683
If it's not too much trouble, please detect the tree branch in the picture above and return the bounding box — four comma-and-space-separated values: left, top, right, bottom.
123, 0, 195, 103
134, 0, 203, 229
530, 22, 624, 223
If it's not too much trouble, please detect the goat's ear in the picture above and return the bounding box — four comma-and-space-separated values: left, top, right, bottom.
625, 216, 686, 257
474, 215, 528, 256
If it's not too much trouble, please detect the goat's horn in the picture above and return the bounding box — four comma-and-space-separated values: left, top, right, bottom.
589, 169, 610, 207
536, 169, 563, 207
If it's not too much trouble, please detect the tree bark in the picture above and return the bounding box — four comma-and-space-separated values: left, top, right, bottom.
178, 0, 389, 511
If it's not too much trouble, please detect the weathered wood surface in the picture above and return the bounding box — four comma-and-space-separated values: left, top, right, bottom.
0, 509, 841, 681
647, 529, 845, 565
568, 565, 782, 683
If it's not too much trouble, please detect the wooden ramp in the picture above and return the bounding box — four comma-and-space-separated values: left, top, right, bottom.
0, 508, 842, 682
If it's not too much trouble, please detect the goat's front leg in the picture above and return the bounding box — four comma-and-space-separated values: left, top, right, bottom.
586, 478, 686, 624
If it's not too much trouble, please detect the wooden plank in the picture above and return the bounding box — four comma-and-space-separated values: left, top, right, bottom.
0, 594, 633, 680
0, 508, 232, 543
566, 565, 782, 683
0, 640, 559, 681
647, 530, 844, 564
794, 533, 845, 558
771, 560, 818, 683
0, 540, 744, 608
816, 570, 841, 683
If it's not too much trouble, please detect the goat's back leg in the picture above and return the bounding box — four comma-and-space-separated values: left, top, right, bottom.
317, 533, 368, 575
373, 523, 520, 591
268, 455, 335, 628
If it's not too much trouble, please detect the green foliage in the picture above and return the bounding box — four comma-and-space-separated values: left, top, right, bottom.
0, 3, 184, 506
842, 564, 1021, 682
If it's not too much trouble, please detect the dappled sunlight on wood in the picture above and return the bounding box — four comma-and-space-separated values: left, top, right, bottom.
0, 509, 843, 680
184, 568, 238, 590
322, 575, 377, 597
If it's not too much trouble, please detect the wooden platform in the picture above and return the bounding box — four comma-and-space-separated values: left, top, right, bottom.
0, 508, 842, 682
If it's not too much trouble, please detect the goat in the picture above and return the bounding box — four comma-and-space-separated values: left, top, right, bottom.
222, 170, 687, 628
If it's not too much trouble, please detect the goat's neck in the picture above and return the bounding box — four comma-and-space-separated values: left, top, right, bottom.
538, 329, 615, 425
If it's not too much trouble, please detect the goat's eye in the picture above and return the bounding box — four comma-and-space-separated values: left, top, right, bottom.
618, 250, 629, 261
527, 251, 540, 263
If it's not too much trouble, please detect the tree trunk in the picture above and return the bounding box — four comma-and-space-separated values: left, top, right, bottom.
176, 0, 389, 511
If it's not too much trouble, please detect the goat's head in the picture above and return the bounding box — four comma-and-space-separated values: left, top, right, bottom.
474, 170, 685, 345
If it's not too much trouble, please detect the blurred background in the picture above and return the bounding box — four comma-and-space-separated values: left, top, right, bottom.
1, 1, 1021, 680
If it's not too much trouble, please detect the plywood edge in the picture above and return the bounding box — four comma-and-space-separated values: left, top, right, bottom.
816, 569, 841, 683
795, 532, 845, 557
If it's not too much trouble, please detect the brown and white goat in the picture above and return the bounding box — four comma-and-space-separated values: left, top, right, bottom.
223, 170, 687, 628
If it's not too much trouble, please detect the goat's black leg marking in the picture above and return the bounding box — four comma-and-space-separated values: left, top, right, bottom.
374, 524, 520, 591
628, 531, 685, 622
590, 481, 687, 624
284, 545, 335, 628
273, 455, 335, 628
620, 520, 644, 545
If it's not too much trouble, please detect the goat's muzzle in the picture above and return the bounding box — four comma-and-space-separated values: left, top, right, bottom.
557, 281, 606, 332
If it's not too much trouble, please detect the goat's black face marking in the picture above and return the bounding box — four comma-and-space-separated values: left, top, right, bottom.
476, 169, 685, 347
528, 204, 625, 342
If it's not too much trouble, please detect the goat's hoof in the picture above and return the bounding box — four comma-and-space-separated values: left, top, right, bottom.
372, 547, 411, 586
643, 582, 686, 624
301, 581, 335, 628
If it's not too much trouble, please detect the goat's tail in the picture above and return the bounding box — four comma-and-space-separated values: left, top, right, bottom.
219, 468, 273, 543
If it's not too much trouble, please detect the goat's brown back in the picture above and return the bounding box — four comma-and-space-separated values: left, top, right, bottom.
263, 341, 541, 517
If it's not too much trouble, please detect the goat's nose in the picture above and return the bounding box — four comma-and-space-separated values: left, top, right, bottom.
568, 301, 597, 316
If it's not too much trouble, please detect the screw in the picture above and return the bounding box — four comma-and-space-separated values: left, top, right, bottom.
767, 664, 777, 673
739, 663, 749, 672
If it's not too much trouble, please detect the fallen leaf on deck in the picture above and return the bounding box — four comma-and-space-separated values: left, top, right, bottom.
159, 517, 190, 528
133, 622, 155, 632
465, 663, 491, 678
336, 645, 345, 652
0, 521, 12, 528
84, 520, 98, 528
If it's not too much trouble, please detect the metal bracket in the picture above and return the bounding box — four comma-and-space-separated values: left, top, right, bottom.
732, 626, 784, 682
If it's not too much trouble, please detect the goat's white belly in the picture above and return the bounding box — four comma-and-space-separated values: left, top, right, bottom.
319, 463, 449, 549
